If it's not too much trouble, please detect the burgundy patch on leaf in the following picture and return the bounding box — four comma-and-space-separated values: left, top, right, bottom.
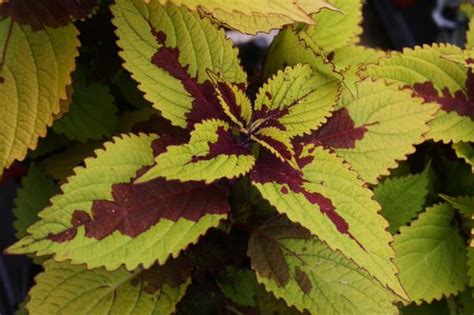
251, 150, 350, 236
151, 31, 227, 128
131, 256, 192, 293
413, 74, 474, 120
254, 134, 293, 162
191, 126, 251, 163
295, 267, 312, 294
295, 108, 367, 150
215, 81, 249, 126
47, 171, 229, 242
0, 0, 98, 30
252, 106, 289, 131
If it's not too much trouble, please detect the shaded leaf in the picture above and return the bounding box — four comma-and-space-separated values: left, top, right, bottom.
440, 194, 474, 219
453, 142, 474, 172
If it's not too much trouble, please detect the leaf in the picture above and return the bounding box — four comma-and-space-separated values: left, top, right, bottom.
254, 64, 339, 138
52, 68, 119, 143
27, 258, 191, 315
394, 203, 467, 303
453, 142, 474, 172
8, 134, 228, 270
112, 0, 246, 128
331, 79, 438, 184
0, 0, 98, 30
137, 119, 255, 184
440, 194, 474, 219
217, 267, 257, 307
0, 19, 79, 175
365, 44, 474, 143
247, 217, 398, 314
374, 165, 430, 234
303, 0, 363, 52
251, 146, 407, 298
13, 164, 59, 238
467, 15, 474, 50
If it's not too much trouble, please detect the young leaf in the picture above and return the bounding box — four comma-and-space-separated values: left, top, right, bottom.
27, 258, 191, 315
52, 68, 118, 143
137, 119, 255, 184
365, 44, 474, 143
394, 203, 467, 303
247, 217, 397, 314
0, 19, 79, 176
303, 0, 363, 52
8, 134, 228, 270
453, 142, 474, 171
374, 166, 430, 234
112, 0, 246, 128
251, 146, 406, 298
13, 164, 58, 238
253, 64, 340, 138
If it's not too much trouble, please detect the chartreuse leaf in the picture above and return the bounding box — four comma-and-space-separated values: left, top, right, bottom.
111, 0, 246, 128
0, 19, 79, 175
253, 64, 339, 138
366, 44, 474, 143
247, 217, 397, 314
154, 0, 337, 34
394, 203, 467, 303
327, 79, 438, 184
374, 165, 430, 234
27, 258, 191, 315
467, 14, 474, 49
137, 119, 255, 184
303, 0, 363, 52
13, 164, 59, 238
53, 68, 118, 143
453, 142, 474, 171
8, 134, 228, 270
251, 147, 407, 298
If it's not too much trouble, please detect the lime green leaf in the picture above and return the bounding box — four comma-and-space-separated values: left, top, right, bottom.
366, 44, 474, 143
8, 134, 227, 270
0, 19, 79, 174
137, 119, 255, 184
13, 164, 59, 239
251, 147, 406, 298
334, 79, 438, 184
111, 0, 246, 128
247, 217, 397, 314
467, 15, 474, 49
52, 68, 118, 143
394, 203, 467, 303
440, 194, 474, 219
254, 64, 339, 138
303, 0, 363, 52
27, 258, 191, 315
374, 166, 430, 234
453, 142, 474, 171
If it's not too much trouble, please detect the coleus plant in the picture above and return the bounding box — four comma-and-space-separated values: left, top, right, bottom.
0, 0, 474, 314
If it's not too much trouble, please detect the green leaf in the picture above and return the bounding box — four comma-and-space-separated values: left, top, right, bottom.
374, 165, 430, 234
365, 44, 474, 143
111, 0, 246, 128
303, 0, 363, 52
394, 203, 467, 303
254, 64, 339, 138
217, 266, 257, 307
0, 19, 79, 174
52, 68, 118, 143
251, 146, 407, 298
27, 258, 191, 315
137, 119, 255, 184
453, 142, 474, 172
440, 194, 474, 219
8, 134, 227, 270
334, 79, 438, 184
247, 217, 397, 314
13, 164, 59, 239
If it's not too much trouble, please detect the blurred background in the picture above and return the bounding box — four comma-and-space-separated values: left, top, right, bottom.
0, 0, 472, 314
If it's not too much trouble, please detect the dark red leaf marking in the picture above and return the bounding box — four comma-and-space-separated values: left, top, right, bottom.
215, 81, 249, 126
295, 108, 367, 150
131, 256, 192, 293
252, 106, 288, 131
251, 150, 351, 236
413, 72, 474, 120
191, 126, 251, 163
47, 169, 229, 242
151, 31, 227, 128
254, 134, 293, 162
0, 0, 98, 31
295, 267, 312, 294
